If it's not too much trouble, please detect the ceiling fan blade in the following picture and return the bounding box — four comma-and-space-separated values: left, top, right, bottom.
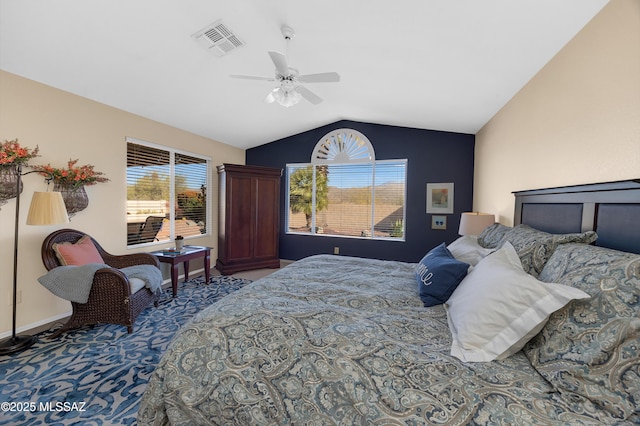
268, 51, 290, 76
298, 72, 340, 83
230, 74, 275, 81
295, 85, 323, 105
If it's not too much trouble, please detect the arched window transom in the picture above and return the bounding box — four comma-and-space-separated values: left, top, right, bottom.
311, 129, 375, 164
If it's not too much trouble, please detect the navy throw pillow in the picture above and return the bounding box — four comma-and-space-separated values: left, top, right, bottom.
416, 243, 469, 307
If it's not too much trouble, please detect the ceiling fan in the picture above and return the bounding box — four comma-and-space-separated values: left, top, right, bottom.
230, 26, 340, 107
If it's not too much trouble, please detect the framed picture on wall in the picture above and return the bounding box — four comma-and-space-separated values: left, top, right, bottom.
426, 182, 454, 214
431, 215, 447, 230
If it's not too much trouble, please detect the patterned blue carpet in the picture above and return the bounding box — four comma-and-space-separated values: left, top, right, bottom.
0, 275, 251, 425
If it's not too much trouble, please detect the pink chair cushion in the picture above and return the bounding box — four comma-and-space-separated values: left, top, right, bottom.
53, 235, 105, 266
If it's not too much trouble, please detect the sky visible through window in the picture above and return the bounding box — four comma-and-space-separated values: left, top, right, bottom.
326, 162, 405, 188
289, 162, 405, 189
127, 164, 206, 188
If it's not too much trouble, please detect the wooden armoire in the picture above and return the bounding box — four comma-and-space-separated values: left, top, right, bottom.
216, 164, 282, 275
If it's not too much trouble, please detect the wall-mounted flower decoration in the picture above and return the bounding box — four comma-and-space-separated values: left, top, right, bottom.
32, 159, 110, 188
0, 139, 40, 207
32, 159, 110, 217
0, 139, 40, 165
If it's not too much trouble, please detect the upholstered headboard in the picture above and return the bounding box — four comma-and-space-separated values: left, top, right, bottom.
513, 179, 640, 254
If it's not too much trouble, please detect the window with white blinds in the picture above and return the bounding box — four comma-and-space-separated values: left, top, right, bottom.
126, 138, 211, 247
286, 159, 407, 240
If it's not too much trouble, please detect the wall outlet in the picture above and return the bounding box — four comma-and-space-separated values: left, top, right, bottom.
333, 247, 340, 255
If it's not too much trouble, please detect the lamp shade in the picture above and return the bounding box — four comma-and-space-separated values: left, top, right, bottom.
26, 192, 70, 225
458, 212, 495, 236
276, 89, 302, 107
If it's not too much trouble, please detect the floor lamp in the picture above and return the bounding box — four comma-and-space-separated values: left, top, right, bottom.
0, 164, 69, 355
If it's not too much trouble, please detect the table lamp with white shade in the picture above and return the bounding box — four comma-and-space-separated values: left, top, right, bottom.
458, 212, 495, 236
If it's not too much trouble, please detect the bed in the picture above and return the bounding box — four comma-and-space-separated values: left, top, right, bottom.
138, 179, 640, 425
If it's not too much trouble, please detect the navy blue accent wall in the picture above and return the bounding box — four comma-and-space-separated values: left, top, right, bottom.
246, 120, 475, 262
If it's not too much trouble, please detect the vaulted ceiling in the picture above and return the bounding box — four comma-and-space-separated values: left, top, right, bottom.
0, 0, 609, 149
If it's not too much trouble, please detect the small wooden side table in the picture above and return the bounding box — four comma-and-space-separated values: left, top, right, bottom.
150, 246, 212, 297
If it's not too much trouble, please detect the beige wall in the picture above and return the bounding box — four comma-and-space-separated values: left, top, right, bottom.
475, 0, 640, 224
0, 70, 244, 336
2, 0, 638, 336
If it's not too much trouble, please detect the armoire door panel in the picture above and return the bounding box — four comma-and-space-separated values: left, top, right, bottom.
254, 177, 279, 259
226, 175, 254, 261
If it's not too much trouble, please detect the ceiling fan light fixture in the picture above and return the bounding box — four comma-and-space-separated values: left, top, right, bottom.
272, 87, 301, 107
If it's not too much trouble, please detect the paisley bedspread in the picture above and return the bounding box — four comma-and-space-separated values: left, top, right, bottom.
138, 255, 633, 425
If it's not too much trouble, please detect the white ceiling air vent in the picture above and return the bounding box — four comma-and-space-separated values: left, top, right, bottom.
192, 20, 244, 57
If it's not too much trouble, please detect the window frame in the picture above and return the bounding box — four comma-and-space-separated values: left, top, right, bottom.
126, 137, 212, 248
285, 158, 407, 241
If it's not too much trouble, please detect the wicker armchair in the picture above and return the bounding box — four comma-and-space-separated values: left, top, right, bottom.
41, 229, 161, 337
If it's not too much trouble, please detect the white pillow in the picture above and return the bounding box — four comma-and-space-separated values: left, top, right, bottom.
447, 235, 493, 266
444, 242, 590, 362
